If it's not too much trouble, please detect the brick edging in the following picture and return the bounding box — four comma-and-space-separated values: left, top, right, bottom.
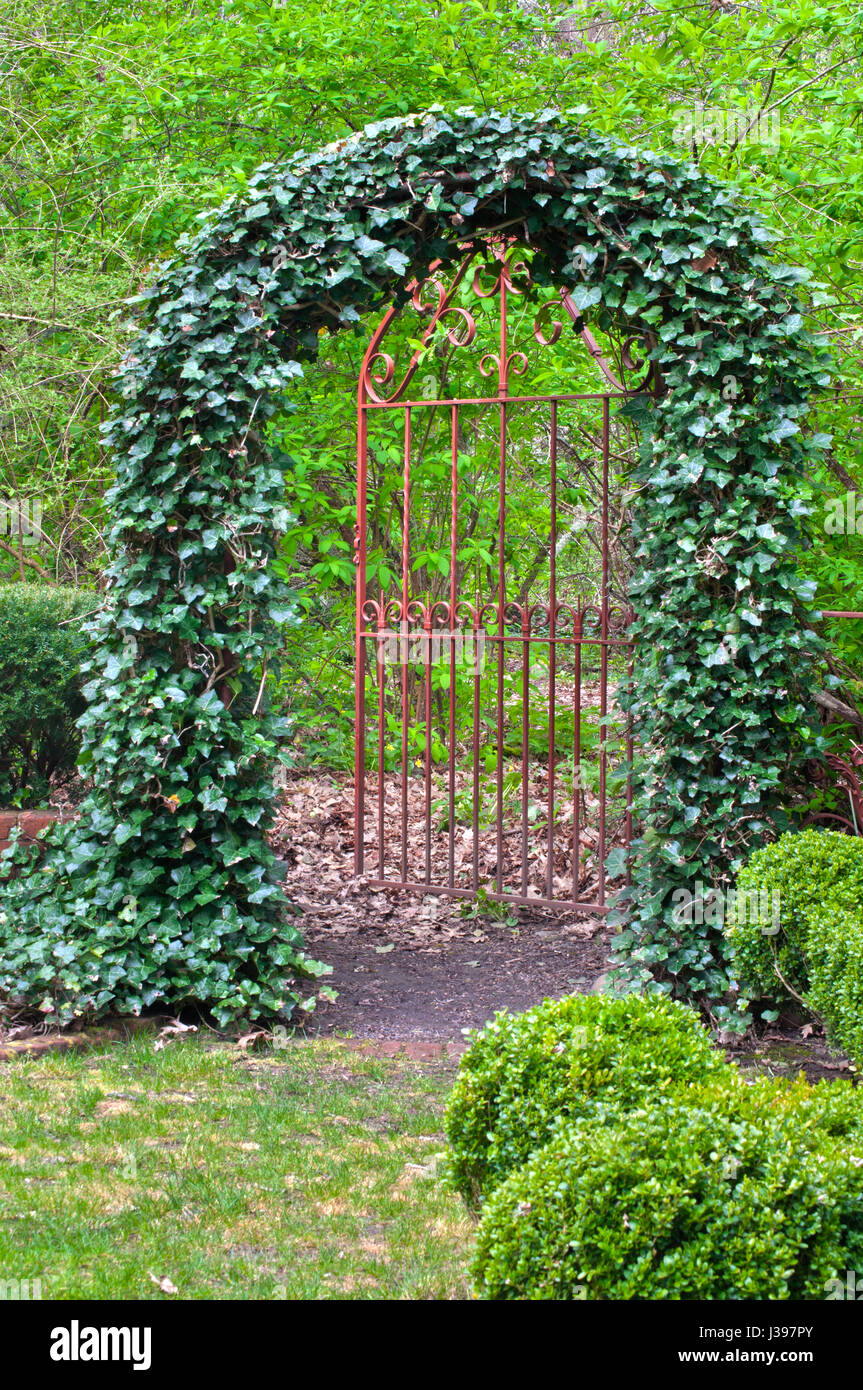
0, 809, 76, 856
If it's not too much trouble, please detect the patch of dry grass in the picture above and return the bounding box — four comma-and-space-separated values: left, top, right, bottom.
0, 1037, 472, 1300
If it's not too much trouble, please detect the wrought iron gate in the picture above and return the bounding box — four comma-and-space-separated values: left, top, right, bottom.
353, 243, 641, 912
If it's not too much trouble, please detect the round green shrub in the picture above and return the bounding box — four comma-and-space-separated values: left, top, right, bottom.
0, 584, 94, 807
805, 907, 863, 1071
728, 829, 863, 1006
472, 1076, 863, 1301
445, 993, 730, 1206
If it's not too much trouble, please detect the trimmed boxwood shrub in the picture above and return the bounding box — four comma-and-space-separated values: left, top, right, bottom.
445, 993, 729, 1206
0, 584, 93, 807
472, 1076, 863, 1301
728, 828, 863, 1006
806, 907, 863, 1071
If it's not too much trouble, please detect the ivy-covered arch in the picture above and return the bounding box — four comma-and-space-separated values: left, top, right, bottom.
0, 108, 830, 1030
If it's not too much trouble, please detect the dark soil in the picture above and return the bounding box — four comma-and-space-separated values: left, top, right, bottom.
728, 1033, 856, 1086
302, 909, 611, 1042
299, 900, 854, 1083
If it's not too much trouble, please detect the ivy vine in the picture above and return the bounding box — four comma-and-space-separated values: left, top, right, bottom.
0, 107, 831, 1029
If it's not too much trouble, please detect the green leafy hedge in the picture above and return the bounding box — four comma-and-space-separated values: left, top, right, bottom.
728, 829, 863, 1066
0, 584, 93, 808
445, 992, 728, 1206
471, 1076, 863, 1301
806, 907, 863, 1072
728, 828, 863, 1005
0, 107, 830, 1025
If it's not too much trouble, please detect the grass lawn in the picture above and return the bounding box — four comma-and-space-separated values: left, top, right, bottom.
0, 1036, 473, 1300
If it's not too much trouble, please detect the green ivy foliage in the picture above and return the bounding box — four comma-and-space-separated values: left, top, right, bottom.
0, 107, 831, 1025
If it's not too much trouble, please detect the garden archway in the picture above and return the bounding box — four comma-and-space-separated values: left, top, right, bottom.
1, 108, 830, 1029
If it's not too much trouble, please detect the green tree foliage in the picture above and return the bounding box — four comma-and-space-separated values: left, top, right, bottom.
0, 0, 543, 579
4, 0, 863, 644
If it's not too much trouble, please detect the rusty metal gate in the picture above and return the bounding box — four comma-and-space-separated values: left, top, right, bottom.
353, 242, 641, 912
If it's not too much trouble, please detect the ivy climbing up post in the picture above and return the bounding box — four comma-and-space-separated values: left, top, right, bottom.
0, 107, 831, 1030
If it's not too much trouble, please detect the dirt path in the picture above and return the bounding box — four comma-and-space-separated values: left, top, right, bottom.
302, 912, 610, 1041
269, 775, 858, 1081
270, 772, 612, 1041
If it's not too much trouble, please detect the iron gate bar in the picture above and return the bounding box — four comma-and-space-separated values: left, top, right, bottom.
448, 402, 459, 889
363, 390, 632, 408
354, 244, 639, 911
401, 404, 410, 885
547, 397, 557, 901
